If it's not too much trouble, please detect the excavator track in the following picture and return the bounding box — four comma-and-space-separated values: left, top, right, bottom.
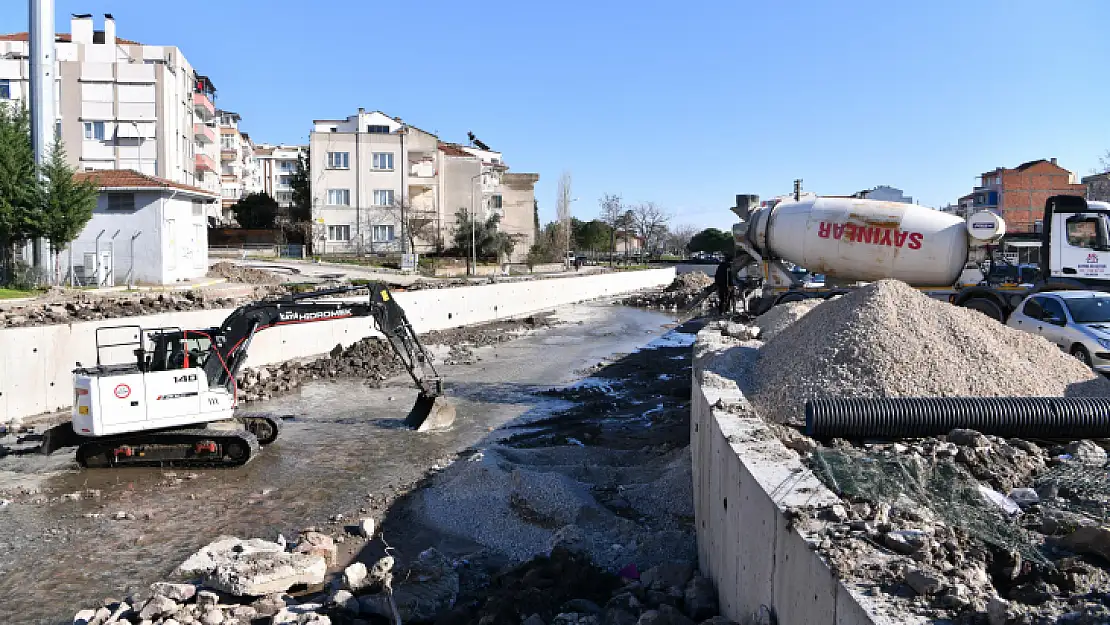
74, 428, 261, 469
237, 414, 283, 445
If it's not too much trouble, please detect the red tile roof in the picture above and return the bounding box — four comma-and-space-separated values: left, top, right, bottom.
75, 169, 218, 199
438, 143, 474, 158
0, 32, 143, 46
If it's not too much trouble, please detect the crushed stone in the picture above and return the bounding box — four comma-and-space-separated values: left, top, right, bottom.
748, 279, 1110, 424
206, 262, 284, 285
752, 298, 822, 341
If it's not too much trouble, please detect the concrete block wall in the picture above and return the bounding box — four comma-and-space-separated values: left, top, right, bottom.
691, 327, 918, 625
1, 268, 675, 420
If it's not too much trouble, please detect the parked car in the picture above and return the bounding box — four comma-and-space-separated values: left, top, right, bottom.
1006, 290, 1110, 371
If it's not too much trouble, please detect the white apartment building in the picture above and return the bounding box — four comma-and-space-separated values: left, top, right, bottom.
0, 14, 221, 195
254, 143, 306, 210
310, 109, 538, 261
216, 109, 262, 224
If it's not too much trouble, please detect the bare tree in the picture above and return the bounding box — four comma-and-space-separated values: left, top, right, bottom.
630, 202, 671, 258
598, 193, 623, 266
667, 223, 699, 256
556, 172, 573, 265
381, 198, 439, 254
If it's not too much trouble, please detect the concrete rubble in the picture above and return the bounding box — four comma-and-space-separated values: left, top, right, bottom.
705, 278, 1110, 623
205, 262, 283, 285
624, 272, 714, 310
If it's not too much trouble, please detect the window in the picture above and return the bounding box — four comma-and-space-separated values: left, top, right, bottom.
1065, 296, 1110, 324
372, 152, 393, 171
1022, 297, 1044, 320
192, 201, 205, 217
372, 189, 394, 206
107, 193, 135, 211
0, 79, 10, 99
1040, 297, 1068, 323
327, 225, 351, 241
280, 160, 295, 172
327, 151, 350, 169
1066, 217, 1101, 249
372, 225, 395, 243
278, 175, 292, 188
366, 125, 390, 134
1034, 219, 1044, 234
327, 189, 351, 205
221, 135, 235, 149
489, 194, 503, 210
84, 121, 105, 140
275, 191, 293, 205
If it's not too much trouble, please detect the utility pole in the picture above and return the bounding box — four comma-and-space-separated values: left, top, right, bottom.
29, 0, 55, 283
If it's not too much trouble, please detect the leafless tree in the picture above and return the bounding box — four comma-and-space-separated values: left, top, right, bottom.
667, 223, 699, 256
556, 172, 573, 264
598, 193, 623, 266
630, 202, 672, 258
380, 198, 440, 254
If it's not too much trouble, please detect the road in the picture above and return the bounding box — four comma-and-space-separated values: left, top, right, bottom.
0, 303, 677, 625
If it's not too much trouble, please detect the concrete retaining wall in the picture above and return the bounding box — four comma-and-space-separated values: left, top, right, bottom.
691, 327, 916, 625
2, 268, 674, 420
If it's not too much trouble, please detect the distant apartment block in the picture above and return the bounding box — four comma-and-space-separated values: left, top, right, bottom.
0, 14, 222, 196
215, 109, 261, 224
852, 185, 913, 204
1082, 171, 1110, 203
309, 108, 538, 262
967, 158, 1086, 233
254, 143, 306, 210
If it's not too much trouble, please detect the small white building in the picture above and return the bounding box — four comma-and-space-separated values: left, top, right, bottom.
67, 169, 218, 286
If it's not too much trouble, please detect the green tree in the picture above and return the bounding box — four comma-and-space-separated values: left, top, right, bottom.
533, 198, 540, 240
0, 102, 42, 281
40, 139, 97, 257
289, 149, 311, 223
527, 221, 561, 267
687, 228, 734, 255
452, 208, 515, 260
571, 218, 611, 254
232, 192, 280, 229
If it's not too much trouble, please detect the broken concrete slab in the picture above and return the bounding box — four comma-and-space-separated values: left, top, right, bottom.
293, 532, 337, 566
205, 550, 326, 597
175, 537, 285, 578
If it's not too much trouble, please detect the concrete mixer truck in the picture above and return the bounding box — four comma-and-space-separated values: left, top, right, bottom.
729, 193, 1110, 321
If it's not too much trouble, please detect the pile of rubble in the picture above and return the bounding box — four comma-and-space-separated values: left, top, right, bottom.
236, 338, 404, 403
206, 262, 284, 285
748, 280, 1110, 424
0, 288, 281, 329
623, 272, 714, 310
72, 531, 729, 625
708, 279, 1110, 622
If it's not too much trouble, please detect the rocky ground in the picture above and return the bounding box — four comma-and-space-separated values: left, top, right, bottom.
206, 262, 285, 285
703, 279, 1110, 624
65, 320, 723, 625
622, 273, 715, 312
234, 313, 559, 403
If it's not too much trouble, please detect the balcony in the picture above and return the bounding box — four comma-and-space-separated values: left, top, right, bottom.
194, 153, 218, 174
221, 148, 236, 161
193, 123, 215, 144
408, 161, 437, 187
192, 92, 215, 119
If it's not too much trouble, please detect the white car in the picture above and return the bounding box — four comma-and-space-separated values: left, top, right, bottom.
1006, 290, 1110, 371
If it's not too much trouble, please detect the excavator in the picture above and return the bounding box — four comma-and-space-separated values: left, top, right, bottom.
37, 284, 455, 468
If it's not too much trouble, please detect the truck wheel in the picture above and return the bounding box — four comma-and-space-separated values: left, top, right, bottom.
1072, 345, 1094, 369
962, 297, 1004, 322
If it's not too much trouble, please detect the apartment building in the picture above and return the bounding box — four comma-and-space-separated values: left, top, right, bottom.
310, 108, 538, 261
0, 14, 221, 196
1082, 171, 1110, 203
852, 185, 913, 204
255, 143, 306, 210
967, 158, 1086, 233
215, 109, 261, 224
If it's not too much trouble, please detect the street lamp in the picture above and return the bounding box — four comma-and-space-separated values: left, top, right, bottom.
469, 171, 483, 276
565, 197, 579, 269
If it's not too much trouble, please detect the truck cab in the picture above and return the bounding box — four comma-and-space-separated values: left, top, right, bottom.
1046, 200, 1110, 284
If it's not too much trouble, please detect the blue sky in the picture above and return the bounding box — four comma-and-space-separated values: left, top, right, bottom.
4, 1, 1109, 230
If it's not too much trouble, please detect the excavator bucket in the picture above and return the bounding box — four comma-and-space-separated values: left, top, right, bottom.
405, 393, 457, 431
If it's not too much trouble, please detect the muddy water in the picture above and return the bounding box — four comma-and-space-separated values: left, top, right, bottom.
0, 304, 676, 625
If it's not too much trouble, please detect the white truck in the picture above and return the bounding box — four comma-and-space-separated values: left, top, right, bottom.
729, 193, 1110, 320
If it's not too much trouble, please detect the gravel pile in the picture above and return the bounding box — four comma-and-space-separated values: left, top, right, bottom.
624, 271, 714, 310
206, 262, 284, 285
236, 338, 404, 403
749, 280, 1110, 424
752, 298, 822, 341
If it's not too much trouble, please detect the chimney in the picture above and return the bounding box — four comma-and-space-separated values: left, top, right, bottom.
71, 14, 93, 44
103, 14, 116, 46
358, 107, 365, 114
1051, 157, 1058, 165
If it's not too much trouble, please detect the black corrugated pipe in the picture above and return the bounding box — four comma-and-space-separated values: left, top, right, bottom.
805, 397, 1110, 440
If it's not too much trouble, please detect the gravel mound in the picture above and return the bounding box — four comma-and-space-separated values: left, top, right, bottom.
207, 262, 283, 285
753, 298, 822, 341
749, 279, 1110, 424
665, 272, 713, 292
